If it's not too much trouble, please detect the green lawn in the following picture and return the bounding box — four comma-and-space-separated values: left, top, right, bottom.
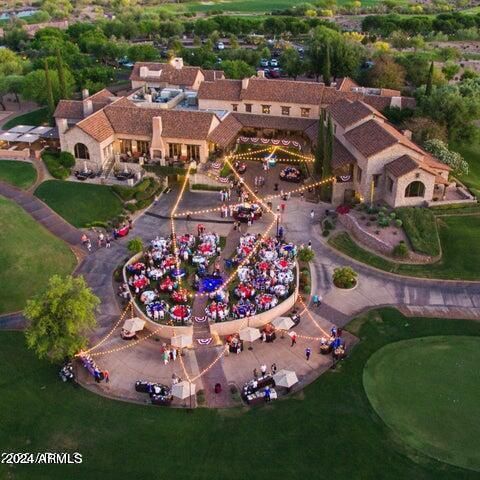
454, 142, 480, 198
364, 335, 480, 472
1, 308, 479, 479
329, 214, 480, 280
34, 180, 124, 228
0, 160, 37, 189
2, 108, 50, 130
0, 196, 76, 314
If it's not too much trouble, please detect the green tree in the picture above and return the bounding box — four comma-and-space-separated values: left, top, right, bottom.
423, 139, 468, 176
280, 47, 304, 80
322, 43, 331, 86
0, 48, 26, 76
442, 61, 460, 81
315, 110, 325, 176
42, 0, 73, 19
22, 68, 75, 107
24, 275, 99, 363
425, 61, 434, 96
44, 60, 55, 117
128, 237, 144, 254
220, 60, 255, 79
364, 55, 406, 90
321, 114, 334, 201
3, 75, 25, 106
56, 48, 67, 100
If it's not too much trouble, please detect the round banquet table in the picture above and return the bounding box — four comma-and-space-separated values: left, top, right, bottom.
140, 290, 157, 304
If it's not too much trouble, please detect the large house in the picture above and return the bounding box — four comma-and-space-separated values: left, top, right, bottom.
55, 59, 457, 207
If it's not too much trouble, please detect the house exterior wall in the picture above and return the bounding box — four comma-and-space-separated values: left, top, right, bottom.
62, 126, 115, 168
391, 169, 436, 207
198, 98, 320, 119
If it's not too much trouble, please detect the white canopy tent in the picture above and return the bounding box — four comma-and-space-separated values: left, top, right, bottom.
17, 133, 39, 144
172, 381, 196, 399
273, 369, 299, 388
0, 132, 21, 143
8, 125, 35, 134
171, 335, 193, 349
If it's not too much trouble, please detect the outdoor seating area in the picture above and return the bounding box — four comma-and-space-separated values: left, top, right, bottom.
0, 124, 58, 159
280, 166, 303, 183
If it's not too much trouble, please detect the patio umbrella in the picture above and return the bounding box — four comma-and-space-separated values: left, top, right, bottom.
172, 381, 196, 399
273, 369, 298, 388
272, 316, 294, 331
171, 334, 193, 349
239, 326, 261, 343
239, 326, 261, 350
123, 317, 145, 333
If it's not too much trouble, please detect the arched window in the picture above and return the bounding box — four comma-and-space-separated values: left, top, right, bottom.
404, 181, 425, 198
74, 143, 90, 160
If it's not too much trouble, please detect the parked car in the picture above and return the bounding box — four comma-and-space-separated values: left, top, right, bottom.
266, 68, 281, 79
269, 58, 278, 67
216, 41, 225, 50
260, 58, 269, 67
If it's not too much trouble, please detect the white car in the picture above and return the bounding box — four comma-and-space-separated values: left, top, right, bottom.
269, 59, 278, 67
217, 42, 225, 50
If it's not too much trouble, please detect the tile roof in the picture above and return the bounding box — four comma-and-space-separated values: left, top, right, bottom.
54, 100, 84, 119
202, 69, 225, 81
208, 112, 316, 147
198, 80, 243, 101
102, 103, 217, 140
328, 99, 383, 129
129, 62, 202, 87
76, 109, 115, 143
335, 77, 359, 92
241, 78, 325, 104
385, 154, 421, 177
332, 138, 356, 169
207, 113, 244, 147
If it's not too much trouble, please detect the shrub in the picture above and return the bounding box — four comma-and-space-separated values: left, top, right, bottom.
392, 241, 409, 258
322, 229, 330, 237
298, 247, 315, 262
42, 153, 69, 180
377, 217, 390, 227
59, 151, 75, 169
190, 183, 224, 192
332, 266, 358, 289
389, 212, 396, 219
127, 237, 143, 254
324, 218, 334, 230
395, 219, 403, 228
396, 207, 440, 256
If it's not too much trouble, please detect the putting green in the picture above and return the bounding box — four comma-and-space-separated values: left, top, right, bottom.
363, 336, 480, 472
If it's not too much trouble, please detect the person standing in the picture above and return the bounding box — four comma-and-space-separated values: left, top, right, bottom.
305, 347, 312, 361
310, 209, 315, 221
104, 370, 110, 383
260, 364, 267, 377
290, 331, 297, 347
105, 235, 111, 248
271, 363, 277, 374
253, 368, 258, 379
264, 386, 271, 402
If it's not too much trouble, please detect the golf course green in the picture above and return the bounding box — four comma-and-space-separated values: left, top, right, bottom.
363, 336, 480, 472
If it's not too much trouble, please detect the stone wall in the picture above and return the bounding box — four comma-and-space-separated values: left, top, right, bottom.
0, 148, 30, 160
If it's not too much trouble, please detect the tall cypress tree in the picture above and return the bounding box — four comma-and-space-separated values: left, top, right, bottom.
56, 48, 67, 100
314, 109, 325, 176
44, 60, 55, 116
320, 114, 334, 201
323, 43, 331, 87
425, 61, 434, 96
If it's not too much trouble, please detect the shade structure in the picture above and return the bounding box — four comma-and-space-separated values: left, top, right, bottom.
30, 126, 53, 135
172, 381, 196, 399
272, 316, 294, 331
17, 133, 39, 143
171, 334, 193, 349
123, 317, 145, 333
8, 125, 35, 134
239, 326, 261, 343
0, 132, 20, 142
273, 369, 299, 388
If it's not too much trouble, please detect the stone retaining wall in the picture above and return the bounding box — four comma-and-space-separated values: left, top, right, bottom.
124, 253, 299, 339
338, 213, 439, 264
0, 148, 30, 160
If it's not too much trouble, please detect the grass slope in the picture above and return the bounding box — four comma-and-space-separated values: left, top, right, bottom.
329, 214, 480, 280
364, 336, 480, 471
0, 160, 36, 189
34, 180, 124, 228
1, 309, 479, 479
2, 108, 50, 130
455, 141, 480, 198
0, 196, 76, 314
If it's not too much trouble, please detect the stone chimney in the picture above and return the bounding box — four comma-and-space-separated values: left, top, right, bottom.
171, 57, 184, 70
257, 70, 265, 79
145, 93, 152, 103
56, 117, 68, 134
401, 129, 412, 140
241, 77, 250, 90
83, 99, 93, 117
82, 88, 89, 100
152, 116, 163, 144
139, 66, 149, 78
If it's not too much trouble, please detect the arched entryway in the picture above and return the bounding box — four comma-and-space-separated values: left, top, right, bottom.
405, 181, 425, 198
74, 143, 90, 160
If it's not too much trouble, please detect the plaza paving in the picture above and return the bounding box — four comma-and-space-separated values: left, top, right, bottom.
2, 157, 480, 407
